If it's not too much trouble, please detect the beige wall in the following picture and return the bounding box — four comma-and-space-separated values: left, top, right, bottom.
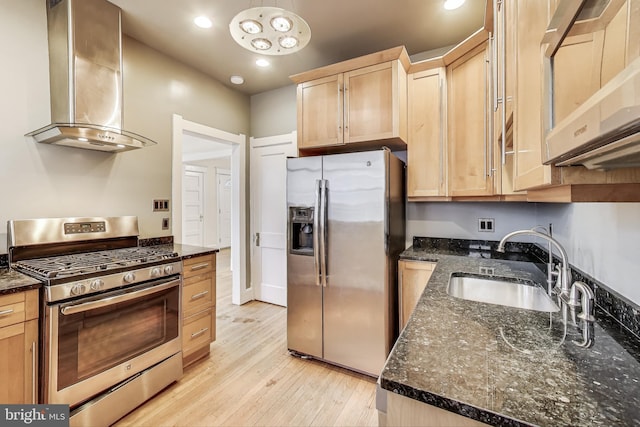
250, 85, 297, 138
0, 0, 249, 238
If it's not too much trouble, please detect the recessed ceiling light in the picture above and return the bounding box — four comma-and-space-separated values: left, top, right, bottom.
256, 58, 270, 67
230, 75, 244, 85
194, 16, 213, 28
444, 0, 465, 10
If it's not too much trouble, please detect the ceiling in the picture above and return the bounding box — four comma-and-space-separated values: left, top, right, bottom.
108, 0, 486, 96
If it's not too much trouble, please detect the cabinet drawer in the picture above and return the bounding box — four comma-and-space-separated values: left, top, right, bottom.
182, 273, 214, 315
0, 290, 38, 328
183, 254, 215, 278
182, 309, 214, 356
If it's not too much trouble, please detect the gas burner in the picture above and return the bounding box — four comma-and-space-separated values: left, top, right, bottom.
15, 246, 179, 280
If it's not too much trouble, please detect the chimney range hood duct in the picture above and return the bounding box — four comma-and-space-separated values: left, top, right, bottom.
26, 0, 156, 153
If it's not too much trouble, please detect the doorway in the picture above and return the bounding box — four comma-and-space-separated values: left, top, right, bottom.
172, 114, 251, 305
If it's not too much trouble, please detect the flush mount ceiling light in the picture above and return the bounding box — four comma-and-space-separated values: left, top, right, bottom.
230, 75, 245, 85
229, 6, 311, 55
194, 16, 213, 28
444, 0, 466, 10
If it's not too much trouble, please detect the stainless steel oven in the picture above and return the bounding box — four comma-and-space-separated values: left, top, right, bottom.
45, 276, 181, 406
7, 216, 184, 427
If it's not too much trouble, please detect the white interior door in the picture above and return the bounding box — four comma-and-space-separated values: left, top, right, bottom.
217, 169, 232, 248
183, 166, 206, 246
250, 132, 297, 307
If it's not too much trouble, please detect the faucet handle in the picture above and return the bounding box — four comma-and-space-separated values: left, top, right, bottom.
569, 281, 596, 321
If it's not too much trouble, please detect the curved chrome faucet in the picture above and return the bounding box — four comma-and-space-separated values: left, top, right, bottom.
496, 229, 572, 299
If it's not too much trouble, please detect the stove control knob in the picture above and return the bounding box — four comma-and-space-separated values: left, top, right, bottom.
164, 265, 174, 275
70, 284, 86, 296
150, 267, 162, 277
123, 272, 136, 283
90, 279, 105, 291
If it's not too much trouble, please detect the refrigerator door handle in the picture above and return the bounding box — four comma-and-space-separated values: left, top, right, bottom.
314, 179, 322, 287
384, 154, 390, 255
319, 179, 329, 287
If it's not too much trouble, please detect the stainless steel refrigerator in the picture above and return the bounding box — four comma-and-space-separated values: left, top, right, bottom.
286, 149, 405, 377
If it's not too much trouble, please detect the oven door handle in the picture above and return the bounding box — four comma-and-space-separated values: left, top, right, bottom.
60, 279, 180, 316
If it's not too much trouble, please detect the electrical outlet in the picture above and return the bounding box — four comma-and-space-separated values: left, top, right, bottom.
478, 218, 495, 232
479, 266, 495, 275
162, 218, 170, 230
153, 199, 170, 212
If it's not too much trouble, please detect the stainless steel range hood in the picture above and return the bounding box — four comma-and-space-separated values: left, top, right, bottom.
26, 0, 156, 153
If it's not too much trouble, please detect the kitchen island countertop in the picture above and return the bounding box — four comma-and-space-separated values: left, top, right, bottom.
380, 239, 640, 426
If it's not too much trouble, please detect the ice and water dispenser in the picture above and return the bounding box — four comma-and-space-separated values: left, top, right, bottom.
289, 207, 314, 255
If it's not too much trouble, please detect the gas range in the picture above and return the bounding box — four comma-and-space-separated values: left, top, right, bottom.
6, 216, 184, 424
8, 216, 181, 302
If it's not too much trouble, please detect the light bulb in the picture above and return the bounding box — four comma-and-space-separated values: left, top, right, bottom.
240, 19, 262, 34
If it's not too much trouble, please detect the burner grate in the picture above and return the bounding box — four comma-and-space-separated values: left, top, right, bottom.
15, 246, 179, 279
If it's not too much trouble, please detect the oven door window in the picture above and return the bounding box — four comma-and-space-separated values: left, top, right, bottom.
57, 281, 179, 390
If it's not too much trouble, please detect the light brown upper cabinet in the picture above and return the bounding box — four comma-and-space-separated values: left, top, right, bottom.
291, 47, 410, 154
447, 41, 495, 197
407, 68, 447, 199
492, 0, 521, 198
512, 0, 640, 201
407, 25, 524, 202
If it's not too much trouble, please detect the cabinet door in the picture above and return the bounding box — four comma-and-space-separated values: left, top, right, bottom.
407, 68, 447, 198
512, 0, 554, 191
345, 62, 396, 143
297, 74, 344, 148
0, 319, 38, 404
447, 42, 494, 196
398, 260, 435, 330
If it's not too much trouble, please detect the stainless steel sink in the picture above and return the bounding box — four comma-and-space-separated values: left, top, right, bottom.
447, 274, 560, 312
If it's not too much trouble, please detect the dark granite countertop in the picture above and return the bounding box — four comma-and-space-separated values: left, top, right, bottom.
0, 268, 42, 295
172, 243, 219, 260
138, 238, 220, 260
380, 238, 640, 426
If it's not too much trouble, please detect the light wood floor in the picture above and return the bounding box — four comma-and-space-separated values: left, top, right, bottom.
115, 249, 378, 427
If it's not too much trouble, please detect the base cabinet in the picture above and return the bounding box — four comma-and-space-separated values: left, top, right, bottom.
182, 253, 216, 367
0, 289, 38, 404
398, 260, 436, 330
379, 390, 488, 427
